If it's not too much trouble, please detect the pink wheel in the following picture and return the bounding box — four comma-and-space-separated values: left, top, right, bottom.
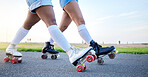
108, 53, 115, 59
76, 65, 84, 72
86, 55, 94, 62
41, 55, 48, 59
18, 59, 22, 63
12, 58, 17, 64
51, 55, 57, 60
97, 58, 104, 65
92, 55, 97, 60
84, 64, 87, 70
4, 57, 9, 62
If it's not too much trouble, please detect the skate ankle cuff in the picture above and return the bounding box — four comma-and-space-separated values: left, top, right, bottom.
8, 44, 16, 49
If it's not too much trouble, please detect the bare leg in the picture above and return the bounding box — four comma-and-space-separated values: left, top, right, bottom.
10, 11, 41, 45
5, 11, 40, 57
48, 11, 72, 44
64, 1, 85, 26
35, 5, 57, 27
48, 1, 84, 44
35, 5, 71, 51
23, 11, 40, 30
59, 11, 72, 32
36, 6, 95, 65
63, 1, 116, 57
62, 1, 93, 45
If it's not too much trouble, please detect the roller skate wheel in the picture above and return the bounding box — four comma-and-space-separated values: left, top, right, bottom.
51, 55, 57, 60
86, 55, 94, 62
76, 65, 84, 72
92, 55, 97, 60
97, 58, 104, 65
18, 59, 22, 63
108, 53, 115, 59
4, 57, 10, 62
41, 55, 48, 59
12, 58, 17, 64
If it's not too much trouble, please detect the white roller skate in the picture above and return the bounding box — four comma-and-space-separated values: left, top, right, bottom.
4, 44, 22, 64
67, 46, 97, 72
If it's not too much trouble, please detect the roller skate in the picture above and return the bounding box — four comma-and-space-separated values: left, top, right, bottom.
4, 44, 22, 64
90, 40, 118, 65
67, 47, 97, 72
41, 42, 59, 60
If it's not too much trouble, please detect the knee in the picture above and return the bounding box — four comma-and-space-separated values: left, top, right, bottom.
78, 18, 85, 25
60, 25, 68, 32
46, 19, 57, 26
74, 17, 85, 26
50, 19, 57, 25
23, 24, 33, 30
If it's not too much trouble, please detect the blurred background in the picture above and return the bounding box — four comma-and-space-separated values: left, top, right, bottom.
0, 0, 148, 44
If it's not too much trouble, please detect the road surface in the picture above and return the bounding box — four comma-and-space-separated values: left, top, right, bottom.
0, 51, 148, 77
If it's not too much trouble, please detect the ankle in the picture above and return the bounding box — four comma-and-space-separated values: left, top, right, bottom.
90, 40, 102, 47
8, 44, 16, 48
66, 47, 73, 57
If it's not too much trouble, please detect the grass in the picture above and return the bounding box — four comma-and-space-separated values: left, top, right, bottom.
0, 42, 148, 54
116, 47, 148, 54
0, 42, 65, 52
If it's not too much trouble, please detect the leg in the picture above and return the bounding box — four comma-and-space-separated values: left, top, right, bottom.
64, 1, 92, 44
63, 1, 115, 56
43, 11, 72, 57
48, 11, 72, 44
6, 11, 40, 57
35, 5, 71, 51
59, 11, 72, 32
42, 12, 71, 56
35, 6, 57, 27
10, 11, 40, 45
64, 1, 85, 26
23, 11, 40, 30
35, 6, 93, 65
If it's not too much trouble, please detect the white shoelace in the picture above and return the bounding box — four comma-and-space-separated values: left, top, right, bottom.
71, 46, 83, 54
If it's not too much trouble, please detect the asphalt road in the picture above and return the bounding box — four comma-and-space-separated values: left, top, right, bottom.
0, 51, 148, 77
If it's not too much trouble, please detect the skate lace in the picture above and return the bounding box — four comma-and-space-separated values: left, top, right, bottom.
71, 46, 83, 54
50, 45, 54, 49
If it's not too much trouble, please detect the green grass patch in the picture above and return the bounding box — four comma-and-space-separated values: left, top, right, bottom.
17, 48, 65, 53
0, 43, 148, 54
17, 48, 42, 52
0, 42, 65, 52
116, 47, 148, 54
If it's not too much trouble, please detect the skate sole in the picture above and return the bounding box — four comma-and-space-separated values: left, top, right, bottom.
72, 48, 93, 66
4, 54, 22, 64
75, 49, 97, 72
97, 49, 118, 65
41, 52, 59, 59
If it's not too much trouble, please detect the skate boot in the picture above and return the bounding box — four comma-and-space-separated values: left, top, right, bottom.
41, 42, 59, 59
4, 44, 22, 64
90, 40, 117, 65
67, 46, 97, 72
